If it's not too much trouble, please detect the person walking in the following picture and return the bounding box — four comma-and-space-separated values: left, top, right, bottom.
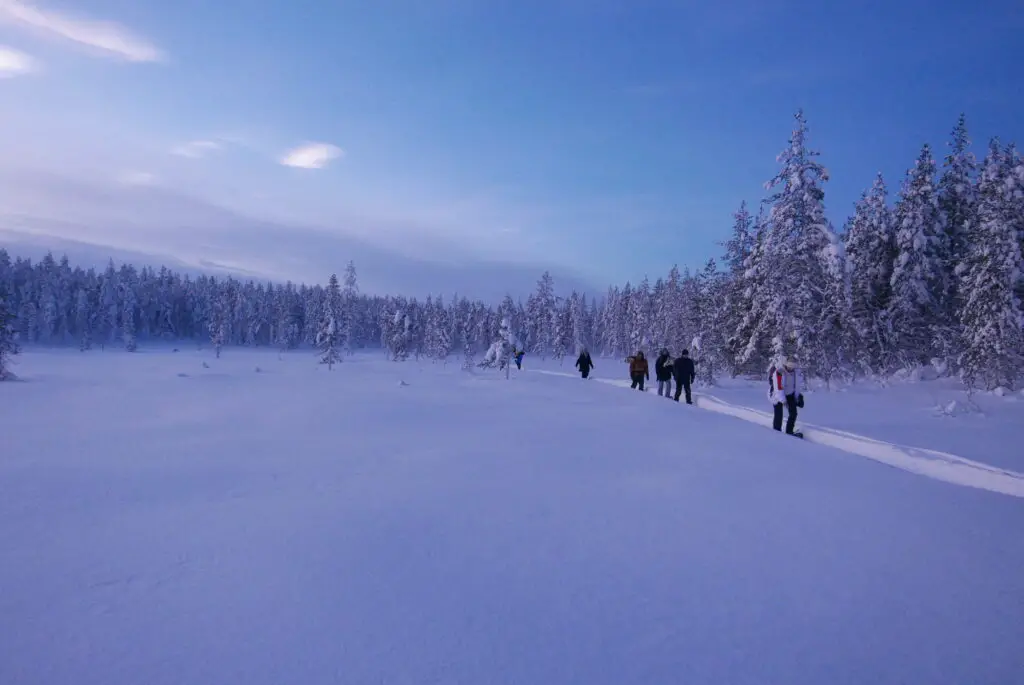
654, 349, 673, 397
768, 358, 805, 435
575, 349, 595, 379
627, 351, 649, 391
672, 349, 696, 404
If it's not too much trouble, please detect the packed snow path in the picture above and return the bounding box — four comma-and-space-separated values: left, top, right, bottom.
536, 369, 1024, 499
2, 348, 1024, 684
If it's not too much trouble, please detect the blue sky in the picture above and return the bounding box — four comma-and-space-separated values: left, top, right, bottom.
0, 0, 1022, 295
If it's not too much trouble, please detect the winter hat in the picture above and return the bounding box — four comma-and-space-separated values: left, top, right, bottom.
681, 349, 689, 356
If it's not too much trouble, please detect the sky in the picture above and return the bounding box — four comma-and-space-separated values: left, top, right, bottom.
0, 0, 1022, 297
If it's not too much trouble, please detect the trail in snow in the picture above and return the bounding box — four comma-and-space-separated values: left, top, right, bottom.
533, 369, 1024, 499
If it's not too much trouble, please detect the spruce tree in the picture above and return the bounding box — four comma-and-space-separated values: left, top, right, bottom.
745, 109, 845, 376
316, 274, 343, 369
958, 140, 1024, 391
0, 284, 19, 380
845, 173, 897, 373
939, 114, 977, 312
889, 143, 946, 366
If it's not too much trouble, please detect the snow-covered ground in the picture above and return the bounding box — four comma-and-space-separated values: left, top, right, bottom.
3, 347, 1024, 684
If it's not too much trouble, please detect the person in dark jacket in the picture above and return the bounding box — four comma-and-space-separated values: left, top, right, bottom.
627, 351, 649, 390
654, 349, 673, 398
575, 349, 595, 379
672, 349, 696, 403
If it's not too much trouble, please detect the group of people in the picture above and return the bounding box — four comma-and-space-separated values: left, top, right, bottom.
574, 348, 696, 404
574, 348, 807, 436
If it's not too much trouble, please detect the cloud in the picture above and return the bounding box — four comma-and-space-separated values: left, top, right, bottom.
280, 142, 343, 169
171, 140, 223, 159
0, 171, 600, 300
116, 170, 157, 186
0, 44, 36, 76
0, 0, 163, 62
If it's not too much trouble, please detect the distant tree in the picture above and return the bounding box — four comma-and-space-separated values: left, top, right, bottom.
75, 287, 93, 351
0, 283, 19, 379
122, 284, 138, 352
342, 261, 359, 354
316, 274, 344, 369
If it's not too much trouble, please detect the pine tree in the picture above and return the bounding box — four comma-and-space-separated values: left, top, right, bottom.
889, 143, 947, 366
744, 109, 845, 375
208, 283, 231, 358
939, 114, 977, 315
958, 140, 1024, 391
0, 283, 19, 380
317, 274, 344, 368
720, 203, 755, 372
122, 285, 138, 352
845, 173, 897, 373
75, 287, 93, 351
342, 261, 359, 354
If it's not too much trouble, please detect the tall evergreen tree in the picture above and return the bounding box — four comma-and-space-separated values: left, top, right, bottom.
939, 113, 977, 314
316, 274, 343, 369
744, 109, 845, 375
958, 140, 1024, 390
845, 173, 897, 373
889, 143, 947, 365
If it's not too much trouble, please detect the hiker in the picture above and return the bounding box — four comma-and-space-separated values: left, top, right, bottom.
513, 348, 524, 370
672, 349, 696, 404
575, 349, 595, 379
655, 349, 673, 397
768, 358, 805, 435
627, 351, 649, 390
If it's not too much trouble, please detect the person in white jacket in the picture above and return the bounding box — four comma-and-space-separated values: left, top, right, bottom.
767, 358, 805, 435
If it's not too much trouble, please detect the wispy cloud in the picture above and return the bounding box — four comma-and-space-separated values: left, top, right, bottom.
0, 0, 164, 62
116, 170, 157, 186
280, 142, 343, 169
171, 140, 223, 159
0, 44, 36, 76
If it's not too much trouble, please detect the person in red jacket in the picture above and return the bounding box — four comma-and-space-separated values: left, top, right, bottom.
626, 351, 649, 391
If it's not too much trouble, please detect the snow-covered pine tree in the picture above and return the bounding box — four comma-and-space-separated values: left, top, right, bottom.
525, 272, 556, 358
100, 260, 119, 347
208, 282, 231, 358
889, 143, 947, 366
122, 284, 138, 351
316, 274, 343, 369
720, 203, 755, 372
0, 283, 19, 380
628, 278, 652, 353
845, 172, 897, 374
694, 258, 729, 384
342, 261, 359, 354
743, 110, 848, 378
479, 316, 520, 378
75, 287, 93, 351
939, 114, 977, 316
386, 309, 411, 361
958, 139, 1024, 391
735, 205, 774, 373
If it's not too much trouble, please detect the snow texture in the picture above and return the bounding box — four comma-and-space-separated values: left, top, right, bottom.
2, 348, 1024, 685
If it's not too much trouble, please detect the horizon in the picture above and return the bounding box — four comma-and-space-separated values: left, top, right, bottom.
1, 0, 1022, 295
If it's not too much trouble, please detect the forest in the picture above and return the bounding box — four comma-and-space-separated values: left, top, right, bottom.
1, 111, 1022, 390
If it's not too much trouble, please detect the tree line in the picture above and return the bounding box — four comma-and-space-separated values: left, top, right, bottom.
1, 110, 1022, 389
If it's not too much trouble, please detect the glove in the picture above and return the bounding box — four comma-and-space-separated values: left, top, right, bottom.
797, 394, 804, 408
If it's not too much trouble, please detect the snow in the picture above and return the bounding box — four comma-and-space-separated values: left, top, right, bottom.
3, 348, 1024, 684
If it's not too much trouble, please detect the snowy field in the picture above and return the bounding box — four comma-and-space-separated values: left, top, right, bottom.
3, 347, 1024, 684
